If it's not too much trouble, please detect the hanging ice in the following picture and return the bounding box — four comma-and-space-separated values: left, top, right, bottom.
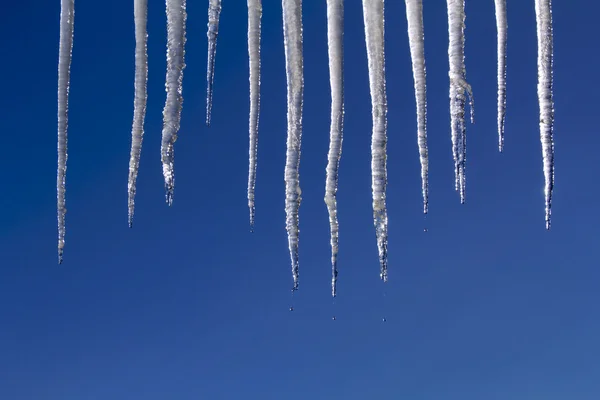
57, 0, 75, 264
128, 0, 149, 227
494, 0, 507, 152
446, 0, 472, 203
404, 0, 429, 215
324, 0, 344, 297
161, 0, 187, 205
282, 0, 304, 291
535, 0, 555, 229
362, 0, 389, 282
247, 0, 262, 230
206, 0, 222, 127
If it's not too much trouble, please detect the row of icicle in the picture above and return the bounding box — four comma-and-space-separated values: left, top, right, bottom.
57, 0, 555, 296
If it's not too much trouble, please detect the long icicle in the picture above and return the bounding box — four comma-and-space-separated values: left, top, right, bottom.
161, 0, 187, 205
494, 0, 507, 152
128, 0, 149, 228
446, 0, 471, 203
206, 0, 222, 127
247, 0, 262, 231
362, 0, 389, 282
405, 0, 429, 215
325, 0, 344, 297
282, 0, 304, 291
57, 0, 75, 264
534, 0, 554, 229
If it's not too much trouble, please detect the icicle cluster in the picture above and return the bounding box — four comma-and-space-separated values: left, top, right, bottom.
446, 0, 473, 204
534, 0, 555, 229
128, 0, 149, 228
494, 0, 507, 152
324, 0, 344, 297
206, 0, 222, 127
57, 0, 75, 264
405, 0, 429, 215
247, 0, 262, 231
362, 0, 389, 282
282, 0, 304, 291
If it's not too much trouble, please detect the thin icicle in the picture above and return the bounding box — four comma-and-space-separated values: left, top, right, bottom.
282, 0, 304, 291
535, 0, 554, 229
325, 0, 344, 298
57, 0, 75, 264
128, 0, 149, 228
161, 0, 187, 205
446, 0, 472, 204
206, 0, 222, 127
362, 0, 388, 282
494, 0, 507, 152
404, 0, 429, 215
247, 0, 262, 231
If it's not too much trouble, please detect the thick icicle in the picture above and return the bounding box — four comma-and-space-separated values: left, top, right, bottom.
534, 0, 554, 229
494, 0, 507, 152
404, 0, 429, 214
247, 0, 262, 230
57, 0, 75, 264
128, 0, 149, 228
161, 0, 187, 205
324, 0, 344, 297
282, 0, 304, 291
362, 0, 389, 282
446, 0, 472, 203
206, 0, 222, 127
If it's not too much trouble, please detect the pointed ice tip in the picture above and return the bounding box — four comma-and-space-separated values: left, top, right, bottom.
58, 250, 63, 265
165, 187, 174, 206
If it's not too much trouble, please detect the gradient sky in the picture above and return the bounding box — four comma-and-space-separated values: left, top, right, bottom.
1, 1, 599, 399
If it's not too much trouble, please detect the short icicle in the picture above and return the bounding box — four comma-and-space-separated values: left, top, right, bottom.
57, 0, 75, 264
161, 0, 187, 205
362, 0, 389, 282
534, 0, 555, 229
206, 0, 222, 127
494, 0, 507, 152
128, 0, 149, 228
247, 0, 262, 230
404, 0, 429, 215
282, 0, 304, 291
325, 0, 344, 297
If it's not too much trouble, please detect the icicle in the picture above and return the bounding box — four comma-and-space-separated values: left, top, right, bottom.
325, 0, 344, 297
128, 0, 149, 228
404, 0, 429, 215
161, 0, 187, 205
535, 0, 555, 229
57, 0, 75, 264
206, 0, 222, 127
446, 0, 471, 204
494, 0, 507, 152
247, 0, 262, 231
362, 0, 389, 282
282, 0, 304, 291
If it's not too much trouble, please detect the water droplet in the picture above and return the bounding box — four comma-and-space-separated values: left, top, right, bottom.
289, 306, 294, 312
382, 317, 387, 322
332, 316, 336, 321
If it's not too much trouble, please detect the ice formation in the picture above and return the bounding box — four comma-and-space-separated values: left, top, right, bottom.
206, 0, 222, 127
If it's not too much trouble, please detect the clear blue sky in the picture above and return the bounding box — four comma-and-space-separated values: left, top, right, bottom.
1, 1, 599, 399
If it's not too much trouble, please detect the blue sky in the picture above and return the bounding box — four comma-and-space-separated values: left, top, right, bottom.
1, 1, 599, 399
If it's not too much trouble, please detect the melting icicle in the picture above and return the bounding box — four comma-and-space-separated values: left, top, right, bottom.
362, 0, 389, 282
161, 0, 187, 205
247, 0, 262, 230
446, 0, 472, 204
128, 0, 149, 228
206, 0, 222, 127
535, 0, 554, 229
282, 0, 304, 291
404, 0, 429, 215
494, 0, 507, 152
57, 0, 75, 264
325, 0, 344, 298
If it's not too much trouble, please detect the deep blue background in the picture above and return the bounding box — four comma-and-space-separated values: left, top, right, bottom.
1, 1, 599, 399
